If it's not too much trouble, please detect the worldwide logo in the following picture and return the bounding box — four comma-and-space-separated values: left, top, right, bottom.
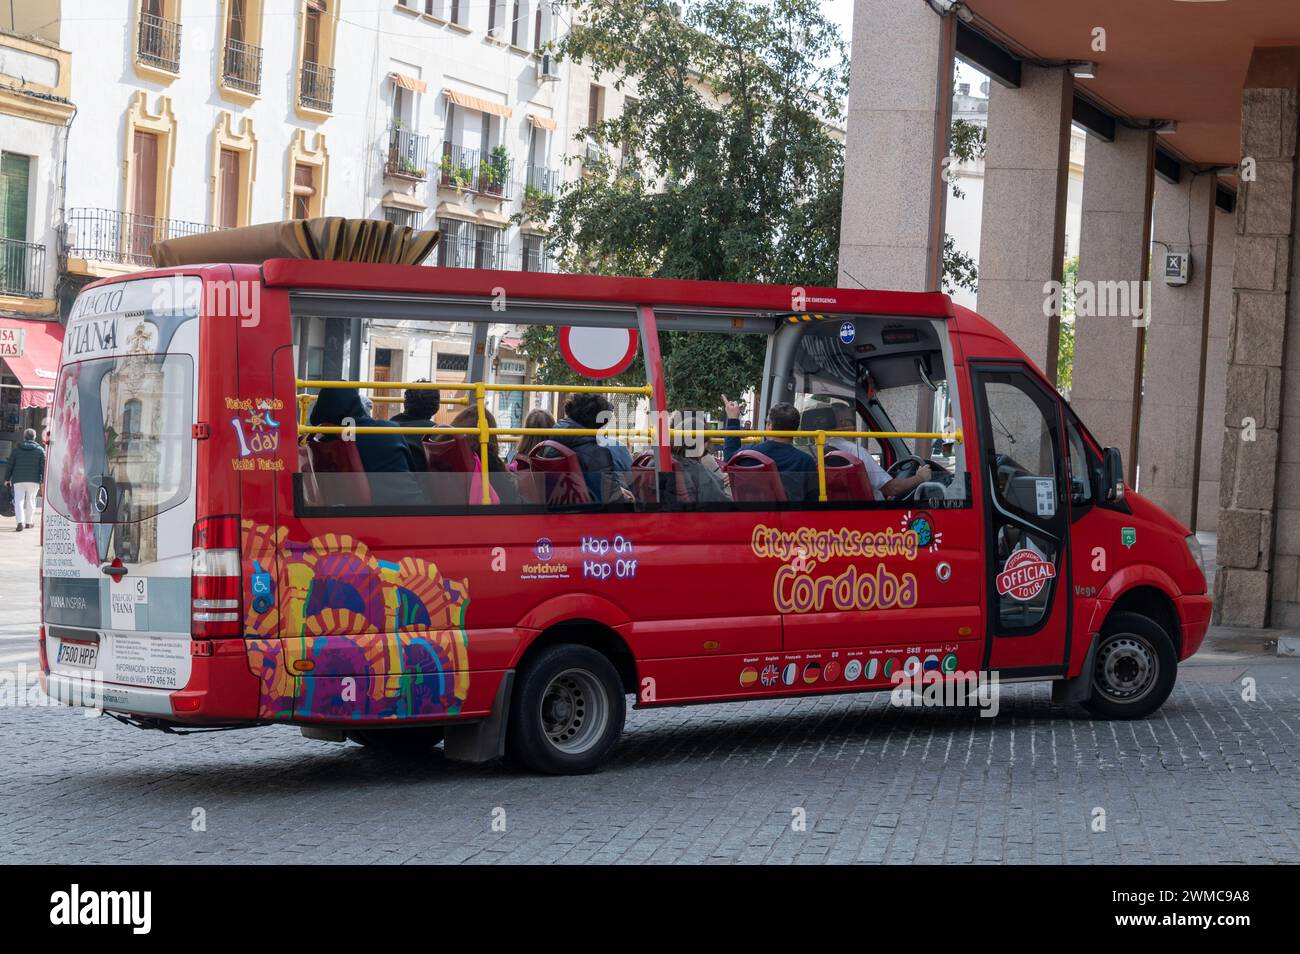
534, 537, 553, 561
901, 510, 942, 552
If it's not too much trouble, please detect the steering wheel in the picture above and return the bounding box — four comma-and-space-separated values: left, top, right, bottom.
887, 454, 927, 479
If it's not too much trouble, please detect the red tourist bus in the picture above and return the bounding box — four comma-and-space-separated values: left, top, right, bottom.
39, 235, 1211, 773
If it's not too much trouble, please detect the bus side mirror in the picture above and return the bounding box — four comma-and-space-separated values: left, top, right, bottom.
1101, 447, 1125, 502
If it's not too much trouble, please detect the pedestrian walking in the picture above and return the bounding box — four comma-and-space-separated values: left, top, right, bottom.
5, 428, 45, 532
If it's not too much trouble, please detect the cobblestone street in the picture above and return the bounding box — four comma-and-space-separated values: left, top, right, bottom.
4, 513, 1298, 863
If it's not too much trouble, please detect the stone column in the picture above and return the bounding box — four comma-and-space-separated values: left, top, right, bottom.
1215, 47, 1300, 628
1194, 205, 1236, 532
838, 0, 954, 292
976, 64, 1073, 379
1136, 173, 1217, 528
1069, 126, 1154, 478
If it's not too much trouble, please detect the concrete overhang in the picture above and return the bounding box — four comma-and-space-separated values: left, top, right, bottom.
961, 0, 1300, 171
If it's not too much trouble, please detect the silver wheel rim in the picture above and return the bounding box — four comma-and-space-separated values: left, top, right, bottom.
1094, 634, 1158, 704
540, 668, 609, 755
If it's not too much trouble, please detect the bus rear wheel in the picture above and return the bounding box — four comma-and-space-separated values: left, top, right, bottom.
1081, 611, 1177, 720
347, 727, 444, 752
507, 644, 626, 774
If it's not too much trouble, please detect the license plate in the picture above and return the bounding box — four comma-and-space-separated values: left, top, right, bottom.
57, 641, 99, 669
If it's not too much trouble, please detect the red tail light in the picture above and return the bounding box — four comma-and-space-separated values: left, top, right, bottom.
191, 515, 242, 639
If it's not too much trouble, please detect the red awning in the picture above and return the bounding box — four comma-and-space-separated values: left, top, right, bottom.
0, 318, 63, 409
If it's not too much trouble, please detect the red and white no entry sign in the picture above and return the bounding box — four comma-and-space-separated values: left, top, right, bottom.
558, 325, 639, 379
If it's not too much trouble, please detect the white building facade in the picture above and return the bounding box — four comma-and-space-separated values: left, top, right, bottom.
16, 0, 578, 289
0, 27, 73, 448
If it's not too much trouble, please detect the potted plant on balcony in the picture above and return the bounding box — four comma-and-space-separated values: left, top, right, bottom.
515, 183, 555, 233
440, 154, 475, 192
480, 145, 510, 196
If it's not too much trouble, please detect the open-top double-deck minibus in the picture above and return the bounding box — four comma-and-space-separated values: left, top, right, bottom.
40, 227, 1211, 773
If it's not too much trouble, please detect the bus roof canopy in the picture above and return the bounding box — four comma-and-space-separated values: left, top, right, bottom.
152, 217, 440, 268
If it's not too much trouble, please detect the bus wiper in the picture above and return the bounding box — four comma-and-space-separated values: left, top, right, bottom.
990, 408, 1016, 445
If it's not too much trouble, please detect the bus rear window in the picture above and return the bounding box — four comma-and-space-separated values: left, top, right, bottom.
46, 352, 195, 525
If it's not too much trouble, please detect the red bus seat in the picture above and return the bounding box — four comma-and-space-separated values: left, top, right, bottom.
423, 434, 476, 503
630, 450, 661, 503
304, 435, 371, 505
298, 444, 323, 506
511, 453, 544, 504
823, 451, 876, 501
631, 450, 693, 504
724, 450, 786, 502
526, 440, 592, 506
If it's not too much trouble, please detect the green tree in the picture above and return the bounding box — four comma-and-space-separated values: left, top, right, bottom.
941, 116, 986, 295
523, 0, 847, 414
1055, 254, 1079, 394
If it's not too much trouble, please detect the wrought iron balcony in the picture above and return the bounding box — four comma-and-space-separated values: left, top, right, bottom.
524, 164, 559, 196
479, 152, 512, 200
65, 208, 221, 268
0, 238, 46, 298
222, 37, 262, 95
137, 12, 181, 73
386, 125, 431, 181
299, 60, 335, 112
439, 143, 513, 199
440, 143, 480, 192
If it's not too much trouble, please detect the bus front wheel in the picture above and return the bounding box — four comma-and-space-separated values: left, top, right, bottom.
507, 644, 626, 774
1081, 611, 1177, 720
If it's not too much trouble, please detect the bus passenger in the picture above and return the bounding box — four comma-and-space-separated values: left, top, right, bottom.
450, 406, 521, 504
511, 408, 555, 466
722, 398, 818, 503
670, 411, 730, 503
390, 380, 440, 470
828, 403, 931, 500
308, 388, 424, 505
553, 393, 627, 502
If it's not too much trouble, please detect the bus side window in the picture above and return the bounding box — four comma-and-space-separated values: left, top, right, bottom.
1065, 416, 1092, 505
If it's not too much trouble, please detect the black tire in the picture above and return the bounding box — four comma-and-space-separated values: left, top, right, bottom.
507, 644, 626, 774
347, 726, 444, 752
1080, 611, 1177, 720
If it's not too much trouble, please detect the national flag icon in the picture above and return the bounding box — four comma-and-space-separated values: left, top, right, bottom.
844, 659, 863, 682
923, 654, 940, 672
803, 661, 821, 685
903, 655, 922, 676
782, 662, 798, 685
760, 664, 780, 687
740, 667, 759, 688
823, 660, 841, 682
876, 657, 890, 678
941, 653, 958, 673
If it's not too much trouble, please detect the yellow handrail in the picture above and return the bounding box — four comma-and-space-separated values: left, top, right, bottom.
294, 377, 959, 504
299, 379, 652, 396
